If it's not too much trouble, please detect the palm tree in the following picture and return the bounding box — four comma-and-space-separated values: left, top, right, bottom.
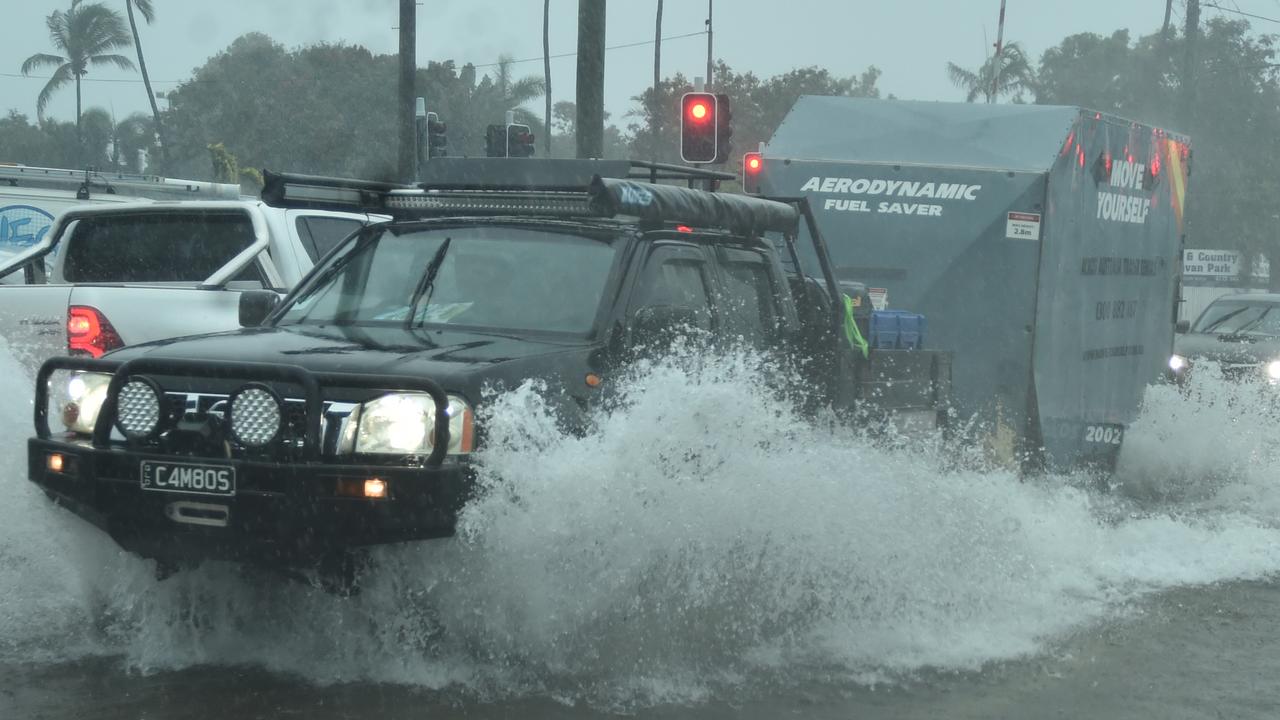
493, 56, 546, 113
21, 1, 135, 160
946, 42, 1035, 103
123, 0, 167, 168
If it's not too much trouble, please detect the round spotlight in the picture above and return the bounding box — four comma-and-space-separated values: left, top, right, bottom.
229, 384, 283, 447
115, 377, 162, 440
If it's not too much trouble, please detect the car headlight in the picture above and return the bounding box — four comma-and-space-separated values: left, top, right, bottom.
1266, 360, 1280, 381
1168, 354, 1188, 372
61, 371, 112, 435
338, 393, 473, 456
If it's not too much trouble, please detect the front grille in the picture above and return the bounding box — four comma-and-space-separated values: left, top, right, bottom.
135, 389, 356, 458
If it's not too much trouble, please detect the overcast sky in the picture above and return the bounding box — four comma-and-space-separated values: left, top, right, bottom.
3, 0, 1277, 130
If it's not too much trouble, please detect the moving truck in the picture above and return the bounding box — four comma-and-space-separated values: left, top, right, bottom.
755, 97, 1191, 470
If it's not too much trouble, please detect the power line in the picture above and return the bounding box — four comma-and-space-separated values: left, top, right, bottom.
1203, 2, 1280, 24
468, 30, 706, 69
0, 71, 185, 84
0, 30, 709, 85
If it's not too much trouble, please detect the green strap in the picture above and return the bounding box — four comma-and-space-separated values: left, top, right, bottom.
842, 293, 869, 358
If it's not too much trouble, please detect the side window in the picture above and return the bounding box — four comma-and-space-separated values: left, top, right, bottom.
229, 258, 267, 287
718, 247, 780, 343
631, 246, 714, 332
296, 216, 362, 262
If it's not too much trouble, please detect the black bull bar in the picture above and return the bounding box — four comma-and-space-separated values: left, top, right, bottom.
35, 356, 452, 465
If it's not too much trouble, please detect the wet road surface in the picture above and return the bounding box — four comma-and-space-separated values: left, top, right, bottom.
5, 580, 1278, 720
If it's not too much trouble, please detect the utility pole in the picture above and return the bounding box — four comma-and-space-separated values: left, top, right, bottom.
990, 0, 1006, 103
1161, 0, 1174, 42
1183, 0, 1200, 130
576, 0, 606, 158
705, 0, 713, 90
397, 0, 417, 183
653, 0, 663, 161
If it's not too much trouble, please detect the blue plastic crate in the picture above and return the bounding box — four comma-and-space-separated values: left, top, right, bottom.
870, 310, 926, 349
869, 310, 900, 349
898, 313, 926, 349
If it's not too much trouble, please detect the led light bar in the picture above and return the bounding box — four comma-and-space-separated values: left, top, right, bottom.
383, 190, 597, 216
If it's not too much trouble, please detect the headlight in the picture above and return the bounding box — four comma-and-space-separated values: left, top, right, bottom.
1266, 360, 1280, 381
339, 393, 473, 456
61, 372, 112, 435
1168, 354, 1188, 372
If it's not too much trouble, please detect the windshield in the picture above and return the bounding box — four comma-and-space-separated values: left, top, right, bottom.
277, 225, 617, 335
1192, 300, 1280, 336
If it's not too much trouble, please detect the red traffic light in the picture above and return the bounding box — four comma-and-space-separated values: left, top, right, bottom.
742, 151, 763, 194
680, 92, 718, 163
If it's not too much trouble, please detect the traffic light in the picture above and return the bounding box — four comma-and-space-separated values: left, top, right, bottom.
713, 93, 733, 164
484, 122, 535, 157
742, 151, 762, 194
680, 92, 717, 163
506, 123, 535, 158
426, 112, 447, 158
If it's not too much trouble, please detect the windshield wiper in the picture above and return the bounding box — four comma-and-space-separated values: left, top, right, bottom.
1200, 306, 1250, 332
407, 236, 452, 328
286, 235, 375, 323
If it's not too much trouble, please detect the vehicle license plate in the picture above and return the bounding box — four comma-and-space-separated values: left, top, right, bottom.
140, 460, 236, 497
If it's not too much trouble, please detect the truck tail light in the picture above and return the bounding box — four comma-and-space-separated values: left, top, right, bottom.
67, 305, 124, 358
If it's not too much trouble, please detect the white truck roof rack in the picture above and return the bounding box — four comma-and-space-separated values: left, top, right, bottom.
0, 164, 241, 201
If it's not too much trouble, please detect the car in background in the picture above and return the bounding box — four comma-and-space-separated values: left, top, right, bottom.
1169, 293, 1280, 384
0, 200, 383, 373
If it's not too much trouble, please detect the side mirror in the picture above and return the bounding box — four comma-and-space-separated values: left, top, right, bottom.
1175, 319, 1191, 334
239, 289, 281, 327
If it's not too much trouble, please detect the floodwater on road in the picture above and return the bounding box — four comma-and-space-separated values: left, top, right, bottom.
2, 339, 1280, 718
6, 581, 1280, 719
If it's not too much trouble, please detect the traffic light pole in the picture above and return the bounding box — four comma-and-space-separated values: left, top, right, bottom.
705, 0, 713, 90
414, 97, 427, 181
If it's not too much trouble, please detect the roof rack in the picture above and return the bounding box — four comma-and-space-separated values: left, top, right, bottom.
261, 159, 797, 235
414, 158, 734, 190
0, 164, 241, 200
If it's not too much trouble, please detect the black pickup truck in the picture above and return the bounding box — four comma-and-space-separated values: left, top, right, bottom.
28, 159, 949, 585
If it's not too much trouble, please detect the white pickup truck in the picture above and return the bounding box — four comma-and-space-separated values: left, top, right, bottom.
0, 200, 380, 373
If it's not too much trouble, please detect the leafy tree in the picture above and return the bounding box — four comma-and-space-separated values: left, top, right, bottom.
162, 36, 549, 179
0, 111, 77, 168
122, 0, 166, 169
946, 42, 1036, 103
109, 111, 158, 171
78, 106, 114, 167
1035, 19, 1280, 288
20, 0, 135, 160
547, 100, 627, 159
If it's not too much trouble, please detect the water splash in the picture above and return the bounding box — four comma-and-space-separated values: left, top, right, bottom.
1, 340, 1279, 707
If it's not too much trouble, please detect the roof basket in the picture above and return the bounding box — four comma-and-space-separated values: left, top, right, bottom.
261, 159, 798, 235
